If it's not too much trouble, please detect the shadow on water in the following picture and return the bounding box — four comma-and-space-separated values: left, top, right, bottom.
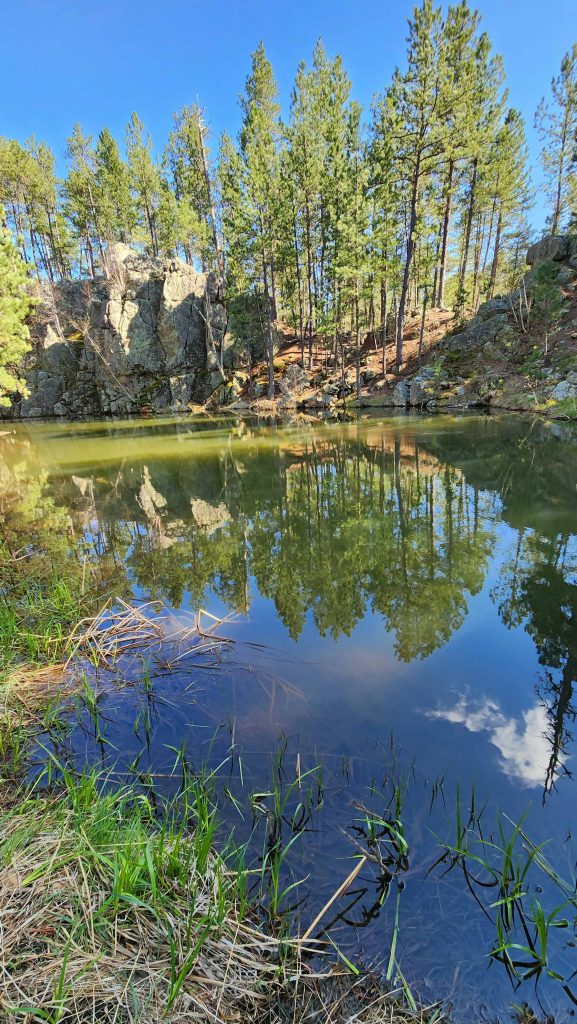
3, 411, 577, 1020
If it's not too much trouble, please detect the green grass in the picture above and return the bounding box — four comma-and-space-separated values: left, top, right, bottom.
0, 573, 83, 671
0, 762, 279, 1023
435, 791, 577, 1004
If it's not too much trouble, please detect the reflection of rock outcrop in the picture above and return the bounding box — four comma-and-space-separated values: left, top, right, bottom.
190, 499, 231, 535
138, 467, 167, 519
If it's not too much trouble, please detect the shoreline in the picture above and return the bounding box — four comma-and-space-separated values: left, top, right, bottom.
0, 604, 444, 1024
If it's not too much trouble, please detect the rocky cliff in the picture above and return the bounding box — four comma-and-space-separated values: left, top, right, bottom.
12, 244, 232, 418
9, 233, 577, 422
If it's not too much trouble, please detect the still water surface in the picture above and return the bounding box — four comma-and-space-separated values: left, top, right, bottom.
3, 412, 577, 1020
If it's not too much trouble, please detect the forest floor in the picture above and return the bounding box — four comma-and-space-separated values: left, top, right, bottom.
220, 285, 577, 421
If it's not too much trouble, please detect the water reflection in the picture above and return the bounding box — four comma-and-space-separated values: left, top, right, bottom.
4, 413, 577, 1017
3, 417, 577, 796
492, 532, 577, 795
428, 697, 555, 787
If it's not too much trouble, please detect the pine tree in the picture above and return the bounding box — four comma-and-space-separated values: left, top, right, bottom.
453, 32, 505, 313
285, 42, 354, 365
335, 101, 370, 398
165, 105, 223, 271
64, 124, 105, 276
238, 43, 281, 396
484, 109, 531, 299
125, 113, 162, 256
536, 43, 577, 233
0, 208, 35, 405
385, 0, 450, 367
369, 89, 403, 373
0, 137, 67, 280
95, 128, 135, 244
432, 1, 486, 309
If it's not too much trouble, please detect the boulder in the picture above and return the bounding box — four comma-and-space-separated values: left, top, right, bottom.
407, 366, 436, 401
526, 235, 570, 266
442, 313, 510, 354
551, 380, 577, 402
392, 381, 410, 406
477, 296, 511, 319
279, 363, 309, 396
409, 378, 427, 405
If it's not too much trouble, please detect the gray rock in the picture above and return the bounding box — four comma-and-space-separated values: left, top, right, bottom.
477, 297, 511, 319
526, 235, 570, 266
551, 380, 577, 401
407, 371, 437, 405
279, 364, 309, 396
442, 313, 510, 354
53, 402, 67, 417
392, 381, 410, 406
409, 379, 427, 405
557, 265, 577, 287
22, 406, 43, 418
321, 392, 337, 408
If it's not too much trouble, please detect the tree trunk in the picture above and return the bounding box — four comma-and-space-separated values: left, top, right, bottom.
266, 303, 275, 399
380, 273, 387, 376
304, 195, 314, 370
270, 239, 278, 319
144, 198, 157, 257
292, 210, 305, 365
437, 157, 454, 308
418, 287, 428, 367
259, 220, 274, 399
396, 156, 421, 369
456, 157, 478, 309
472, 212, 485, 312
355, 285, 361, 403
197, 112, 225, 276
552, 109, 570, 234
487, 208, 503, 299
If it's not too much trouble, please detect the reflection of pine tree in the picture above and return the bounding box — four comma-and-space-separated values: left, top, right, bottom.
494, 534, 577, 797
74, 430, 495, 657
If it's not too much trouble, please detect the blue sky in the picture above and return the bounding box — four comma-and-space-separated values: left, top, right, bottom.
1, 0, 575, 229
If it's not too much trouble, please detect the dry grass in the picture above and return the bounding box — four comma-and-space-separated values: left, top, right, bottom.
66, 599, 234, 670
0, 790, 280, 1022
0, 600, 445, 1024
0, 782, 443, 1024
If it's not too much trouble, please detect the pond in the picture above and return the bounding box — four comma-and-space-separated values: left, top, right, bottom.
2, 411, 577, 1021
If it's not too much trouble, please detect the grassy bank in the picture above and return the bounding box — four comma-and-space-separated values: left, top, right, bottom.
0, 591, 442, 1023
0, 734, 443, 1023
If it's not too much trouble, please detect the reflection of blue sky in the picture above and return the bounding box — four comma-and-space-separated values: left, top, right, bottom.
427, 696, 558, 787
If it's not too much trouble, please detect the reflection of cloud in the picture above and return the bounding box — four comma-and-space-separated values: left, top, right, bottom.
427, 697, 561, 787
